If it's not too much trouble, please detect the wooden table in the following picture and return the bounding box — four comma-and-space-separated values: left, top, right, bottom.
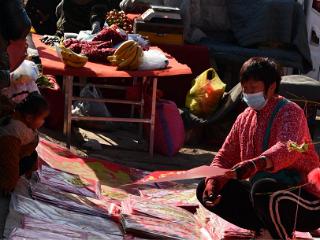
32, 34, 192, 156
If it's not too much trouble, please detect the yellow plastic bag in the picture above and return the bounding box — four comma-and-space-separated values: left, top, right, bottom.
185, 68, 226, 117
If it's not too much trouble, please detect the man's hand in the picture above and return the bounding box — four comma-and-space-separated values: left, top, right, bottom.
231, 157, 267, 180
202, 176, 229, 207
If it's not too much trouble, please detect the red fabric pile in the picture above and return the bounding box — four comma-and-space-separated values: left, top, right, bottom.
92, 25, 126, 44
64, 39, 115, 63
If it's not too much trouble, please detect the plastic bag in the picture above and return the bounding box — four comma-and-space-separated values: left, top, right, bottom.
72, 84, 114, 130
1, 60, 40, 103
4, 178, 123, 239
139, 188, 198, 208
121, 214, 201, 240
121, 196, 201, 239
185, 68, 226, 117
127, 34, 149, 49
12, 60, 40, 82
76, 30, 96, 41
13, 216, 109, 240
22, 217, 89, 239
37, 165, 101, 199
138, 50, 168, 70
9, 193, 123, 239
30, 181, 120, 219
121, 196, 196, 225
8, 227, 83, 240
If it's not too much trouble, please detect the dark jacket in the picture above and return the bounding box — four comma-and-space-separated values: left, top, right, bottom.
25, 0, 61, 35
56, 0, 121, 36
0, 0, 31, 89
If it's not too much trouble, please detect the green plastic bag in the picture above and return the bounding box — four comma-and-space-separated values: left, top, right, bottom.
185, 68, 226, 117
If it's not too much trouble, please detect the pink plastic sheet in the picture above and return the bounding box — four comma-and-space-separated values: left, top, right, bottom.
123, 234, 152, 240
132, 166, 228, 185
30, 181, 120, 219
9, 216, 98, 239
121, 214, 201, 240
37, 165, 101, 198
122, 196, 196, 225
139, 183, 198, 207
21, 216, 91, 239
120, 196, 201, 239
37, 138, 150, 188
195, 206, 253, 240
8, 227, 83, 240
10, 184, 123, 239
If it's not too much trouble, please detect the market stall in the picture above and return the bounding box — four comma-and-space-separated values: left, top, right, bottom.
32, 34, 192, 156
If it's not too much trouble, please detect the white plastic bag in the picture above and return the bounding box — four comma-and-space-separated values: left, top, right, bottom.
1, 60, 40, 103
72, 84, 114, 130
138, 50, 169, 71
76, 31, 97, 41
128, 34, 149, 48
12, 60, 40, 83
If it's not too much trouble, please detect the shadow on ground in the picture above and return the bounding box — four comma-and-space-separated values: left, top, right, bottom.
40, 124, 217, 172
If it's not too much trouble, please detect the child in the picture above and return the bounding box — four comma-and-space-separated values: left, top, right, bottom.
0, 92, 49, 196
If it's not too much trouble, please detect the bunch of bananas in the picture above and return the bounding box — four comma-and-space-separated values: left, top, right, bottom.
59, 44, 88, 68
107, 40, 143, 70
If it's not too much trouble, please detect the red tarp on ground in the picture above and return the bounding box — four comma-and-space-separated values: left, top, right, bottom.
36, 139, 199, 208
36, 139, 148, 202
37, 138, 146, 187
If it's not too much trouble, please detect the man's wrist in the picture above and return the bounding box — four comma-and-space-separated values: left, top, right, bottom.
205, 177, 215, 185
255, 156, 268, 171
262, 155, 273, 170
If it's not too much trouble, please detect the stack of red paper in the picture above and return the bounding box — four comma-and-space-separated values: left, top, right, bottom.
120, 196, 202, 239
30, 181, 120, 219
36, 165, 101, 198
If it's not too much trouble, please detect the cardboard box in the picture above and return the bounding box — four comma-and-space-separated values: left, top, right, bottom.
134, 19, 184, 45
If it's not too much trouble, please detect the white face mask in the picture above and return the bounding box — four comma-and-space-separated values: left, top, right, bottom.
243, 91, 268, 110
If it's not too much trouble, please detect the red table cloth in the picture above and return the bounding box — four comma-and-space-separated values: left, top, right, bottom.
32, 34, 192, 78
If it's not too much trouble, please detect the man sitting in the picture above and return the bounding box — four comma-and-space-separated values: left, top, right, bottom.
197, 57, 320, 239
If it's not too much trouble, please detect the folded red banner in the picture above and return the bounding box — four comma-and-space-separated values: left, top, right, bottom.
132, 166, 228, 185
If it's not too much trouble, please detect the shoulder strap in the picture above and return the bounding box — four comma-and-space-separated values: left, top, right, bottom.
262, 99, 289, 151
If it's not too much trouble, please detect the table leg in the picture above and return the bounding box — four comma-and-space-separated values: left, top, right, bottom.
63, 76, 67, 135
131, 77, 138, 118
149, 77, 157, 156
63, 76, 73, 148
139, 77, 147, 139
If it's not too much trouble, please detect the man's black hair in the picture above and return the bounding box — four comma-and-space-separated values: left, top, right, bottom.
240, 57, 282, 93
15, 92, 49, 117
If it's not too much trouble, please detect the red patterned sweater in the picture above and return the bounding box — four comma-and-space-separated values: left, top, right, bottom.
211, 95, 320, 197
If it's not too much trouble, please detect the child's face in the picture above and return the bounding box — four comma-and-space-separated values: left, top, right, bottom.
25, 110, 50, 130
